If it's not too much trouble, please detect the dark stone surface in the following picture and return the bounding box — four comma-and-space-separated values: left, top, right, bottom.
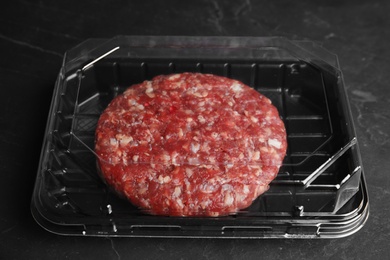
0, 0, 389, 259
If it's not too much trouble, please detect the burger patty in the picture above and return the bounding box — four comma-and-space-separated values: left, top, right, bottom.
95, 73, 287, 216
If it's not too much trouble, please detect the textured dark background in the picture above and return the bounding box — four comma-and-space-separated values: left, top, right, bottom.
1, 0, 389, 259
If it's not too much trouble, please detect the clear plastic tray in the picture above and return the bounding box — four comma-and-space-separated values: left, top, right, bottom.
31, 36, 369, 238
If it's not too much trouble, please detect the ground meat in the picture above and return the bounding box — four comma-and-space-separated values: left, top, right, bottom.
95, 73, 287, 216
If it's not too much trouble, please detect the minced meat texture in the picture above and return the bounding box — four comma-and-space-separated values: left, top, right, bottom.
95, 72, 287, 216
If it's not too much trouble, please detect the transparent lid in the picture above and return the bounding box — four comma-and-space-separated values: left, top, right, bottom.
62, 36, 340, 169
62, 36, 340, 74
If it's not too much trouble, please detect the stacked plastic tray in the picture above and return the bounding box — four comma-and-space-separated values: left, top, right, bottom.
31, 36, 369, 238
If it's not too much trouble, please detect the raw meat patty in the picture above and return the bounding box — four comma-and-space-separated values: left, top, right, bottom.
95, 73, 287, 216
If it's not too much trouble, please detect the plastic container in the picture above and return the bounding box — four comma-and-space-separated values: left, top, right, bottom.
31, 36, 369, 238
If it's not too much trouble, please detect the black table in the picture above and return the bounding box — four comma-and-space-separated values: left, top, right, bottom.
1, 1, 389, 259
